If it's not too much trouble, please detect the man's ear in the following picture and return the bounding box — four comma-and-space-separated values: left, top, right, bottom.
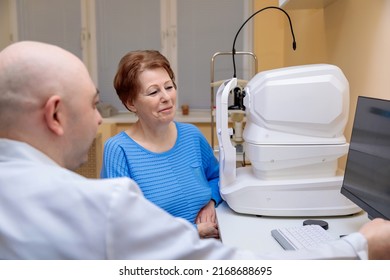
44, 95, 64, 136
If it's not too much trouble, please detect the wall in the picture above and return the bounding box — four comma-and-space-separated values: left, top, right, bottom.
254, 0, 390, 169
324, 0, 390, 144
0, 0, 11, 49
252, 0, 328, 70
253, 0, 285, 71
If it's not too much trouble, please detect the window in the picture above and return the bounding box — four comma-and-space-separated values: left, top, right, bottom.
6, 0, 253, 111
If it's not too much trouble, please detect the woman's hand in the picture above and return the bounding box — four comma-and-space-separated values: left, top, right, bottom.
195, 200, 216, 224
196, 200, 219, 238
197, 222, 220, 239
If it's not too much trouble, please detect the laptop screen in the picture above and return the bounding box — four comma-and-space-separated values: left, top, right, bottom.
341, 96, 390, 220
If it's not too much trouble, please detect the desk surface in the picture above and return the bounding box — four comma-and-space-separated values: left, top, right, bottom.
216, 201, 370, 254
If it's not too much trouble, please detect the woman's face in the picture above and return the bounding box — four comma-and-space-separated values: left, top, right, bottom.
128, 67, 176, 126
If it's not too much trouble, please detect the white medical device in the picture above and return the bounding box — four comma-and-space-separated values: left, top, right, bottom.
216, 64, 361, 216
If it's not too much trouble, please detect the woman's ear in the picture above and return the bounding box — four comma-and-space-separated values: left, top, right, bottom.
44, 95, 64, 136
125, 100, 136, 113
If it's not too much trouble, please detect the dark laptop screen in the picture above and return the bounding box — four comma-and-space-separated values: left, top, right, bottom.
341, 96, 390, 220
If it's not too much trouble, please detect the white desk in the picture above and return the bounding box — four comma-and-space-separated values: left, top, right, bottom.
216, 201, 370, 253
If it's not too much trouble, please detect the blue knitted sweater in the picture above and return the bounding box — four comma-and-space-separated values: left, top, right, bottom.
100, 122, 222, 224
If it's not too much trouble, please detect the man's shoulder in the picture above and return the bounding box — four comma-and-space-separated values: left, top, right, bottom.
87, 176, 142, 195
54, 167, 143, 197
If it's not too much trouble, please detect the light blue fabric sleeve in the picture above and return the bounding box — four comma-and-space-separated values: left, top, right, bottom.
197, 128, 222, 206
100, 134, 131, 179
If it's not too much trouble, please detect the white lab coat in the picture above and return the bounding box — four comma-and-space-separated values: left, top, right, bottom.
0, 139, 367, 260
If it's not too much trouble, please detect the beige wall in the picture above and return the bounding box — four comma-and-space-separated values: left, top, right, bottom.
324, 0, 390, 143
253, 0, 390, 168
253, 0, 285, 71
0, 0, 11, 50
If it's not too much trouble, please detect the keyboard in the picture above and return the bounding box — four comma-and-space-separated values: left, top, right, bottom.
271, 225, 338, 250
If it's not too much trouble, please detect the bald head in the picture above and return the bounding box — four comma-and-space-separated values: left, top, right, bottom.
0, 41, 101, 169
0, 41, 90, 130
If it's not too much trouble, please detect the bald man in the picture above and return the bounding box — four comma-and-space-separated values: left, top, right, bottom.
1, 41, 390, 260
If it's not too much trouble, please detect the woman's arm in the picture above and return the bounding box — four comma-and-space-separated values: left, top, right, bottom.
101, 136, 131, 178
199, 134, 222, 206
